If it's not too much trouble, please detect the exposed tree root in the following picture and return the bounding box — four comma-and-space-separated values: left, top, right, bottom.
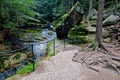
73, 41, 120, 74
86, 63, 100, 72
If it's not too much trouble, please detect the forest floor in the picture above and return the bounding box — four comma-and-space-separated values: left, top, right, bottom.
21, 44, 120, 80
6, 38, 70, 80
7, 34, 120, 80
6, 26, 120, 80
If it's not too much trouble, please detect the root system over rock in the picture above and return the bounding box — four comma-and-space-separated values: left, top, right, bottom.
73, 41, 120, 74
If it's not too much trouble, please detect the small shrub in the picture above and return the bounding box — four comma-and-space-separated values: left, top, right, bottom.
68, 36, 88, 44
16, 63, 39, 74
0, 58, 5, 69
49, 53, 55, 57
69, 25, 88, 36
68, 25, 88, 44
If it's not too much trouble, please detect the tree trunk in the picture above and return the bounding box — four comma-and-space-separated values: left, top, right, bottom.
71, 0, 74, 6
61, 0, 64, 8
95, 0, 105, 44
88, 0, 93, 15
69, 0, 71, 10
114, 0, 118, 12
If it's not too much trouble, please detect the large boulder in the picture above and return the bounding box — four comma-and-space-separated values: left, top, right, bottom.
103, 14, 120, 26
56, 1, 84, 39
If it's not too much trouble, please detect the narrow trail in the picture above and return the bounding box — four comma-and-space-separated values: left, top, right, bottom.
6, 33, 120, 80
22, 45, 120, 80
50, 38, 70, 53
22, 45, 83, 80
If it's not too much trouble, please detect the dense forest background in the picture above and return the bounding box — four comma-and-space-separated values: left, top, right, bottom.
0, 0, 120, 29
0, 0, 120, 79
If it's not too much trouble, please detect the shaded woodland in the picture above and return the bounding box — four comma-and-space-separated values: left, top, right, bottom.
0, 0, 120, 79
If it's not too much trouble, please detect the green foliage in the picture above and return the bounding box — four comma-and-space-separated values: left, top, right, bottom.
34, 0, 73, 23
0, 0, 40, 29
0, 0, 117, 28
47, 41, 55, 57
49, 53, 55, 57
52, 0, 71, 20
25, 28, 41, 33
61, 13, 69, 21
69, 25, 88, 36
34, 0, 55, 23
68, 36, 88, 44
56, 13, 69, 28
47, 42, 52, 56
117, 3, 120, 10
0, 57, 5, 69
3, 22, 17, 28
13, 54, 21, 60
68, 25, 88, 44
16, 63, 39, 74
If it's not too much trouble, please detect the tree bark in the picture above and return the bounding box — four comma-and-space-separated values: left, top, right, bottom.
95, 0, 105, 44
88, 0, 93, 15
114, 0, 118, 12
71, 0, 74, 6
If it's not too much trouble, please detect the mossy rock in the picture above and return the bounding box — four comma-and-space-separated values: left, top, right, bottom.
56, 13, 69, 28
56, 1, 84, 39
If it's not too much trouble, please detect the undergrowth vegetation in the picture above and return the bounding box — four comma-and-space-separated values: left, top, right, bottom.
16, 63, 39, 74
68, 25, 89, 44
47, 41, 55, 57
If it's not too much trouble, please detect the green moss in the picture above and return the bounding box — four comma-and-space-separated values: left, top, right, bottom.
70, 1, 80, 12
56, 21, 63, 28
61, 13, 69, 21
55, 13, 69, 29
69, 1, 83, 14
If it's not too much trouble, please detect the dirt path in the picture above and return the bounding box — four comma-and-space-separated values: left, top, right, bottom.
22, 45, 84, 80
22, 45, 120, 80
50, 38, 70, 53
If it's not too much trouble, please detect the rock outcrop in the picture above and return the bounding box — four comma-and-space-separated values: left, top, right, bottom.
56, 1, 84, 39
91, 13, 120, 27
103, 14, 120, 26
